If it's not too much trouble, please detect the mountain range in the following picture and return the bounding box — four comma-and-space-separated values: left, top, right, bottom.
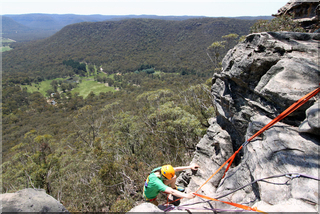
2, 14, 273, 41
3, 17, 259, 83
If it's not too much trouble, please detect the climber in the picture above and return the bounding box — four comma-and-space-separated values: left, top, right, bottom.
143, 163, 199, 206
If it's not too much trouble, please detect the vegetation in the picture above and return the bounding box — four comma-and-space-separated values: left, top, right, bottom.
2, 14, 209, 42
1, 38, 15, 52
1, 17, 264, 212
2, 18, 256, 84
1, 46, 13, 52
250, 15, 305, 33
72, 78, 116, 97
2, 71, 214, 211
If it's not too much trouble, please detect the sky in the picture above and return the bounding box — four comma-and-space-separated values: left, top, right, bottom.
1, 0, 290, 17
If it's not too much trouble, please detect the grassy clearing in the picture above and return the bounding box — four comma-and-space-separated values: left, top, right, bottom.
108, 73, 115, 79
24, 75, 115, 98
24, 62, 116, 98
1, 46, 13, 52
1, 38, 15, 52
72, 79, 115, 97
96, 72, 109, 78
24, 78, 64, 97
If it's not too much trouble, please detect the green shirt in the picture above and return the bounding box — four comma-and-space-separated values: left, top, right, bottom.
144, 167, 168, 199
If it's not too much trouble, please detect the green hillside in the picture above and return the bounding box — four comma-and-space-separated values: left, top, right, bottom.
3, 17, 256, 83
1, 14, 206, 41
2, 17, 258, 212
1, 12, 310, 212
2, 16, 31, 33
3, 14, 271, 42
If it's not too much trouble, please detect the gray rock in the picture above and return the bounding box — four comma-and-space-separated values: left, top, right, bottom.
183, 119, 234, 193
299, 101, 320, 135
0, 188, 69, 213
272, 0, 319, 32
217, 115, 319, 208
187, 32, 319, 212
127, 202, 163, 212
129, 32, 320, 213
214, 32, 319, 146
306, 101, 320, 129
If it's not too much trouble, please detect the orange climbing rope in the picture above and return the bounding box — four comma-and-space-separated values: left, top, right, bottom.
193, 193, 268, 214
220, 85, 320, 180
167, 86, 320, 212
197, 86, 320, 192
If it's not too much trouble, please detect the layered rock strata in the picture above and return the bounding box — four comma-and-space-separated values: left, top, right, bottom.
177, 32, 319, 213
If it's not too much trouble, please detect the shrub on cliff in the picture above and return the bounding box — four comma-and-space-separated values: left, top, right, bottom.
250, 15, 305, 33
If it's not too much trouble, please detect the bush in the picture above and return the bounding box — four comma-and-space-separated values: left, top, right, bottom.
141, 68, 155, 74
110, 198, 134, 212
250, 15, 305, 33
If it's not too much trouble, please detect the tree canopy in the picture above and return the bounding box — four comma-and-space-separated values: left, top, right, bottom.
1, 17, 263, 212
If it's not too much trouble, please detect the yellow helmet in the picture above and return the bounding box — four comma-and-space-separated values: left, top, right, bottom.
161, 165, 175, 180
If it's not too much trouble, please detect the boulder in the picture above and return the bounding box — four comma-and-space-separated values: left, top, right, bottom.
0, 188, 69, 213
126, 202, 163, 212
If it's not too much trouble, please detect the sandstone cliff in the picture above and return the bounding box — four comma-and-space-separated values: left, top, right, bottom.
273, 0, 319, 32
180, 31, 319, 212
130, 32, 319, 212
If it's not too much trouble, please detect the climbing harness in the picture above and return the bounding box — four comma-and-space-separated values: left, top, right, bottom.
143, 176, 157, 202
164, 86, 320, 212
143, 170, 159, 202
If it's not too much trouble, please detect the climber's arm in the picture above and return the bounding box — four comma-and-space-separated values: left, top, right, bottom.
173, 163, 199, 172
163, 187, 195, 199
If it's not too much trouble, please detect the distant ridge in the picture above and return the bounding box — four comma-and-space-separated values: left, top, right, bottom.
2, 14, 272, 41
2, 16, 31, 33
232, 16, 273, 20
3, 17, 257, 81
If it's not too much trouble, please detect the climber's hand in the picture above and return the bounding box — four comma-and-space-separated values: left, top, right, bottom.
190, 163, 199, 170
186, 192, 196, 199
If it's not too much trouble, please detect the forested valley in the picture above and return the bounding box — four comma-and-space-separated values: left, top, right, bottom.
3, 18, 256, 82
2, 17, 267, 211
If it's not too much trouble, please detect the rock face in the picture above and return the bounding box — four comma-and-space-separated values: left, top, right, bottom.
213, 31, 319, 145
273, 0, 320, 32
299, 100, 320, 134
0, 188, 69, 213
130, 32, 319, 212
178, 32, 319, 212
